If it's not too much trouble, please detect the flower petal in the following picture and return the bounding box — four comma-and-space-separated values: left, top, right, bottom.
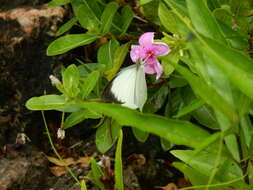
144, 59, 163, 79
154, 60, 163, 79
139, 32, 154, 49
152, 42, 170, 56
130, 45, 145, 62
145, 63, 156, 74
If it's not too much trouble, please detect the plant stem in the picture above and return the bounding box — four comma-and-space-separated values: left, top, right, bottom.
41, 111, 81, 185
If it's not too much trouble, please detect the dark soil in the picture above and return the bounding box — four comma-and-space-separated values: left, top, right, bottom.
0, 1, 185, 189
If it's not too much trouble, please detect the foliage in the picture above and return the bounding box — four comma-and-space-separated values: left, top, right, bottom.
26, 0, 253, 189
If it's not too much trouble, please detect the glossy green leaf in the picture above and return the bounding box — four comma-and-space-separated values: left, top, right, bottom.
64, 109, 101, 129
47, 33, 98, 56
174, 98, 205, 118
63, 64, 80, 98
105, 42, 130, 80
25, 95, 67, 110
81, 71, 100, 99
171, 150, 247, 189
95, 118, 121, 153
119, 6, 134, 37
76, 101, 210, 148
199, 35, 253, 100
47, 0, 70, 7
160, 138, 173, 151
158, 2, 189, 35
132, 128, 149, 142
98, 39, 120, 72
81, 180, 87, 190
186, 0, 226, 43
173, 162, 222, 190
215, 110, 240, 162
141, 0, 160, 24
114, 130, 124, 190
71, 0, 101, 31
90, 158, 104, 189
171, 62, 238, 123
100, 2, 119, 34
140, 0, 153, 5
78, 63, 98, 77
56, 17, 78, 36
144, 85, 169, 113
180, 86, 219, 129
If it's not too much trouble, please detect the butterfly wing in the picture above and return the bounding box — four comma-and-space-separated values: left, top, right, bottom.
110, 65, 138, 109
135, 64, 147, 111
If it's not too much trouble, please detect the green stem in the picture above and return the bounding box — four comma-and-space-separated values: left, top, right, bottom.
41, 111, 81, 185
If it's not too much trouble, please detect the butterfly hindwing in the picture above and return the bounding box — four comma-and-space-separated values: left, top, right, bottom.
135, 65, 147, 111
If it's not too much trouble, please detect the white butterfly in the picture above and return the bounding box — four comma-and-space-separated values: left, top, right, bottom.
103, 63, 147, 111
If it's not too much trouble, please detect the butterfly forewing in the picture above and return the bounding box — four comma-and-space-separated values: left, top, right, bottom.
110, 65, 138, 109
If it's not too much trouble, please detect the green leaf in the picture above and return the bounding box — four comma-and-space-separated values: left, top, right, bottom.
71, 0, 101, 31
105, 42, 130, 80
78, 63, 98, 77
89, 158, 104, 189
98, 39, 120, 72
119, 6, 134, 37
81, 70, 100, 99
215, 110, 240, 162
171, 62, 238, 123
179, 86, 219, 129
173, 162, 219, 190
64, 109, 102, 129
81, 180, 87, 190
192, 105, 219, 129
47, 0, 70, 7
141, 0, 160, 24
186, 0, 226, 43
144, 85, 169, 113
198, 35, 253, 100
160, 138, 173, 151
174, 98, 205, 118
63, 64, 80, 98
158, 2, 189, 35
47, 33, 98, 56
140, 0, 153, 5
56, 17, 78, 36
114, 130, 124, 190
132, 128, 149, 142
25, 95, 67, 110
76, 102, 210, 148
171, 150, 247, 189
100, 2, 119, 34
95, 118, 121, 153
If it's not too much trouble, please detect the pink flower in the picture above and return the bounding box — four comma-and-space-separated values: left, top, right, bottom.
130, 32, 170, 79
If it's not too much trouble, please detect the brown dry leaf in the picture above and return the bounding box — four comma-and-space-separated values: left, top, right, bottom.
46, 156, 75, 166
46, 156, 91, 167
50, 166, 67, 177
155, 182, 178, 190
76, 156, 91, 167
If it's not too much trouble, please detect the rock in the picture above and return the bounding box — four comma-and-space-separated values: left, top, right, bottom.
0, 149, 48, 190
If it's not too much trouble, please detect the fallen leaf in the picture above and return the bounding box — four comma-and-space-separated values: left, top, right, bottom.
155, 182, 178, 190
50, 166, 67, 177
47, 156, 75, 166
46, 155, 91, 168
76, 156, 91, 167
